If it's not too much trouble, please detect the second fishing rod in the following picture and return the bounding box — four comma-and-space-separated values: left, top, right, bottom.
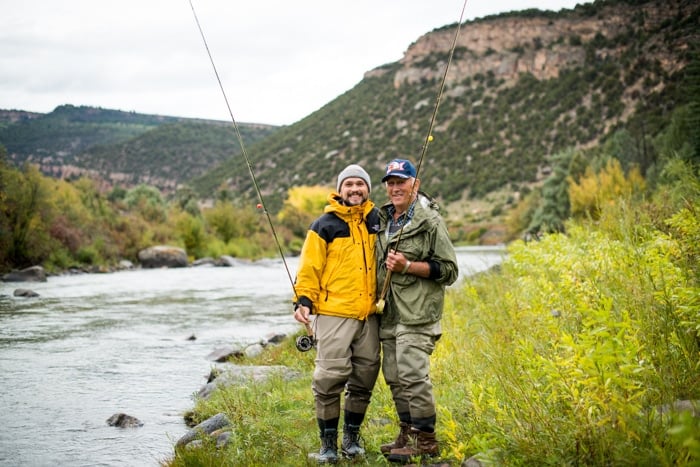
376, 1, 467, 312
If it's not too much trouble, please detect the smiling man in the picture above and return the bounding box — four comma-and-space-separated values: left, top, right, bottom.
293, 164, 381, 463
375, 158, 458, 463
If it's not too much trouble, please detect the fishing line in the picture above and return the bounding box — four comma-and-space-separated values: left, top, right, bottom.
377, 0, 469, 311
188, 0, 298, 298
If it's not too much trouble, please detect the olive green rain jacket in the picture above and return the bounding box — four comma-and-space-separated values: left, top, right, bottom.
376, 194, 459, 326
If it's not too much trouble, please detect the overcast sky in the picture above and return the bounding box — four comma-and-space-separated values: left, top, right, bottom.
2, 0, 590, 126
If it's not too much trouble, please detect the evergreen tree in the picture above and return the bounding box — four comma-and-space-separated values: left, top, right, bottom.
528, 148, 576, 234
685, 47, 700, 166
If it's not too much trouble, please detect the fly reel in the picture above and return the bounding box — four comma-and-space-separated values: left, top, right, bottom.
295, 322, 316, 352
295, 334, 316, 352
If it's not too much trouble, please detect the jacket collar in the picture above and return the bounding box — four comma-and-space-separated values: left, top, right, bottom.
325, 192, 375, 220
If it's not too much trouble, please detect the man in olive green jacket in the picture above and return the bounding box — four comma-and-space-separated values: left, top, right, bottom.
375, 158, 458, 463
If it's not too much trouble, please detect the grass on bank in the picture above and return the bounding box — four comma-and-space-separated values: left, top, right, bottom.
165, 191, 699, 466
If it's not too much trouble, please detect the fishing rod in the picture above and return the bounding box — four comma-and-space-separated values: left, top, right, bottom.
188, 1, 315, 351
376, 0, 469, 313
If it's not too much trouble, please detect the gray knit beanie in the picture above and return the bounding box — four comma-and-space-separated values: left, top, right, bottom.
336, 164, 371, 193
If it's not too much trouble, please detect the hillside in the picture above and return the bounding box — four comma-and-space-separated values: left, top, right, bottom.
0, 105, 278, 192
191, 0, 698, 213
1, 0, 698, 214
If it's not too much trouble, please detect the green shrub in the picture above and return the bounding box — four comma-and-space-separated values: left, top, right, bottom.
76, 245, 100, 265
445, 211, 699, 464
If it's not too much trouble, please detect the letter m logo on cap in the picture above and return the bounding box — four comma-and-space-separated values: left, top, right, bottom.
387, 160, 406, 173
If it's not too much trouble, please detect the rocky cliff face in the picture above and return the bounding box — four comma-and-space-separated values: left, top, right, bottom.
366, 0, 693, 88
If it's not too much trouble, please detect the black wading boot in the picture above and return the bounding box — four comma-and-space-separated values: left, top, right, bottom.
341, 410, 367, 459
309, 418, 339, 464
341, 424, 364, 458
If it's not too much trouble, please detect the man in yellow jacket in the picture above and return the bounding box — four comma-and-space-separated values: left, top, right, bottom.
293, 164, 380, 464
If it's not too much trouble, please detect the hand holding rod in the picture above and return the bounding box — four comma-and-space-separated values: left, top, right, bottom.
376, 249, 410, 312
293, 304, 316, 352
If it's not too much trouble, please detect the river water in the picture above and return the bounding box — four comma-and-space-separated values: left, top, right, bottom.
0, 246, 504, 467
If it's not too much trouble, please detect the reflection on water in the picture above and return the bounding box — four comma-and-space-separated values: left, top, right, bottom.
0, 247, 504, 467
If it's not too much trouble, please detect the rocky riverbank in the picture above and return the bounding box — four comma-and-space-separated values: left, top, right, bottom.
173, 331, 302, 451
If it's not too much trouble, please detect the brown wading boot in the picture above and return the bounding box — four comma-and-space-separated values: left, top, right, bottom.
380, 422, 411, 455
386, 427, 439, 464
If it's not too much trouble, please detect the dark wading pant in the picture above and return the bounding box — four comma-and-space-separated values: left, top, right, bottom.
380, 322, 441, 422
312, 314, 380, 420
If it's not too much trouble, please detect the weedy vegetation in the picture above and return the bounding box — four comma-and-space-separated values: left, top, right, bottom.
165, 156, 699, 465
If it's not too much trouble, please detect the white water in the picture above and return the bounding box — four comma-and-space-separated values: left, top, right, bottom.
0, 247, 504, 467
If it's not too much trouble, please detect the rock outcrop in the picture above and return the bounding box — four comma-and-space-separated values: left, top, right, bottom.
367, 0, 693, 90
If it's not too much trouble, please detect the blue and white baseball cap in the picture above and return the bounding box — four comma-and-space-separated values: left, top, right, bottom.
381, 159, 417, 183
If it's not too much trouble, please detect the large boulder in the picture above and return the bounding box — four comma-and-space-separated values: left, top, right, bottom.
137, 246, 188, 268
2, 266, 47, 282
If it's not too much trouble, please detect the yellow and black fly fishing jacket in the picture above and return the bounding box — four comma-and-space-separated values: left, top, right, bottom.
294, 193, 380, 321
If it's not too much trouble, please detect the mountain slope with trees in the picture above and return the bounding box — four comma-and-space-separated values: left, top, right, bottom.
2, 0, 697, 212
0, 105, 278, 192
190, 0, 698, 215
0, 0, 698, 271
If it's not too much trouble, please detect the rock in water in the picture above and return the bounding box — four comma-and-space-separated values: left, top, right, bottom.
106, 413, 143, 428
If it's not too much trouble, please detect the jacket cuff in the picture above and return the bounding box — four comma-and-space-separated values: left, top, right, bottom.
295, 296, 313, 312
427, 260, 441, 280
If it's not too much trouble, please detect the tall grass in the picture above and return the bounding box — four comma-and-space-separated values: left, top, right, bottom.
166, 190, 699, 466
441, 200, 699, 464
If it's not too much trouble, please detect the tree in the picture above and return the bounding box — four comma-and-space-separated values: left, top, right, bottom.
173, 185, 201, 217
0, 145, 11, 268
204, 200, 239, 243
0, 164, 51, 267
125, 184, 166, 222
569, 158, 646, 221
107, 185, 127, 203
173, 209, 206, 258
528, 148, 577, 234
276, 185, 328, 238
603, 129, 644, 174
684, 46, 700, 165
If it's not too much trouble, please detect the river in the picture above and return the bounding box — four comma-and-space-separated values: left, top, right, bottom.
0, 246, 504, 467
